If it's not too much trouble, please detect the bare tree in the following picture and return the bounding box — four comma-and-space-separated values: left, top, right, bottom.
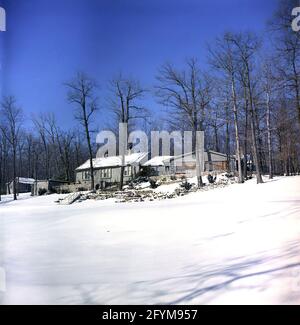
65, 72, 99, 190
33, 114, 53, 179
0, 128, 8, 197
227, 32, 264, 184
261, 59, 277, 179
74, 132, 89, 168
156, 58, 211, 188
270, 0, 300, 125
108, 75, 147, 190
0, 96, 23, 200
237, 68, 250, 180
54, 127, 75, 182
209, 35, 244, 183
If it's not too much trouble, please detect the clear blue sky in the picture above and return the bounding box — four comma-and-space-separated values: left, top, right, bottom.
1, 0, 277, 129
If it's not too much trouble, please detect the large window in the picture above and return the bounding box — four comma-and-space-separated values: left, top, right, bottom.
100, 168, 112, 179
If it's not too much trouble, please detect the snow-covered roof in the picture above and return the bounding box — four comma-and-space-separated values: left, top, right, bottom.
18, 177, 35, 185
18, 178, 35, 185
6, 178, 36, 185
171, 151, 233, 162
143, 156, 173, 167
76, 152, 148, 171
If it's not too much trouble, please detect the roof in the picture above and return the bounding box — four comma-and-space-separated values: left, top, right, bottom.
143, 151, 233, 167
143, 156, 173, 167
171, 151, 234, 162
18, 177, 35, 184
76, 152, 148, 171
6, 177, 36, 185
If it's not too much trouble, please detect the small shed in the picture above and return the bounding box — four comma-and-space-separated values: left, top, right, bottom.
6, 177, 35, 195
32, 179, 70, 196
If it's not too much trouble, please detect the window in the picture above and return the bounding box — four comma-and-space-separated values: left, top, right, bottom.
82, 171, 91, 181
124, 166, 132, 176
100, 168, 112, 179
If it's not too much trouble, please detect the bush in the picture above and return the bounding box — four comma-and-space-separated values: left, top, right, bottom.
38, 188, 47, 196
180, 181, 192, 191
137, 166, 156, 177
127, 182, 135, 189
207, 174, 217, 184
149, 179, 158, 189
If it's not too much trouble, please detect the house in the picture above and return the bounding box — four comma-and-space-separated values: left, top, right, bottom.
171, 151, 235, 177
32, 179, 71, 196
75, 152, 149, 189
142, 151, 235, 177
142, 156, 173, 176
6, 177, 35, 195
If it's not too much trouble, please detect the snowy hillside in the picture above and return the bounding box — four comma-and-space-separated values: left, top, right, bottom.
0, 176, 300, 305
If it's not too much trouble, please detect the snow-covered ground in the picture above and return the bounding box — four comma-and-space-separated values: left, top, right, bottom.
0, 192, 32, 204
0, 176, 300, 305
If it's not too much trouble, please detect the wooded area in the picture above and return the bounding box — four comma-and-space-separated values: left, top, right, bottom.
1, 0, 300, 199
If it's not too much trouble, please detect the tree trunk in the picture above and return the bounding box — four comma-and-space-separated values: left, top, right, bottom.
196, 148, 204, 188
231, 74, 244, 183
246, 66, 263, 184
266, 92, 273, 179
119, 123, 127, 191
13, 146, 17, 200
84, 118, 95, 191
254, 102, 265, 174
119, 166, 125, 191
225, 103, 231, 173
193, 125, 204, 188
243, 85, 248, 180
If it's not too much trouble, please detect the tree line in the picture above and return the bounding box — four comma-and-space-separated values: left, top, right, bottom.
1, 0, 300, 199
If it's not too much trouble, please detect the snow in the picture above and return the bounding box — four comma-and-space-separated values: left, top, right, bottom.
76, 152, 148, 171
154, 182, 181, 193
0, 193, 32, 204
172, 150, 229, 162
0, 176, 300, 305
152, 173, 234, 194
16, 178, 35, 185
143, 156, 173, 166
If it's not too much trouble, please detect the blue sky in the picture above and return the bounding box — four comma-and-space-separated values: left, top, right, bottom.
0, 0, 277, 129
